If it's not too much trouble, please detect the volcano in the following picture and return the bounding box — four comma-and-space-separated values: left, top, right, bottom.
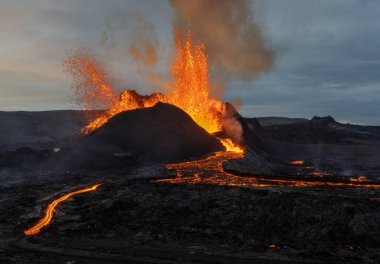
57, 102, 224, 168
86, 102, 224, 160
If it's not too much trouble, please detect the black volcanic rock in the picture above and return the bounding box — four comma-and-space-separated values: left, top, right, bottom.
244, 117, 263, 132
84, 102, 224, 162
255, 116, 308, 126
0, 147, 51, 170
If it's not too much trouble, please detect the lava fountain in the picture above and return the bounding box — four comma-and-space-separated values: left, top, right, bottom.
64, 32, 244, 153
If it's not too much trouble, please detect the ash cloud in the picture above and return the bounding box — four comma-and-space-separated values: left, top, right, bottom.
128, 15, 167, 90
128, 15, 159, 66
169, 0, 273, 80
100, 11, 166, 92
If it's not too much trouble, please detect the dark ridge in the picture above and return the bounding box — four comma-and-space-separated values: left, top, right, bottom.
223, 103, 268, 153
262, 115, 380, 144
254, 116, 309, 126
310, 115, 337, 126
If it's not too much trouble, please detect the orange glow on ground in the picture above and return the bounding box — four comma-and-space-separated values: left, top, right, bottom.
350, 175, 368, 182
153, 152, 380, 189
24, 183, 101, 236
289, 160, 305, 165
290, 160, 304, 165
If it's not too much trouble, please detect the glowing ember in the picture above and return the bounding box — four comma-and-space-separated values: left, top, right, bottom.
267, 244, 279, 249
350, 175, 368, 182
290, 160, 304, 165
64, 50, 117, 120
65, 32, 244, 153
24, 183, 101, 236
309, 171, 332, 177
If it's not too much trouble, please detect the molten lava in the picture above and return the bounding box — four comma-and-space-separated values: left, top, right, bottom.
154, 152, 380, 189
290, 160, 304, 165
65, 32, 244, 153
350, 175, 368, 182
218, 138, 245, 153
24, 183, 101, 236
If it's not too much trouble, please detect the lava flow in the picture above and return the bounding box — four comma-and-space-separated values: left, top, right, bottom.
64, 32, 244, 153
24, 183, 101, 236
154, 152, 380, 189
290, 160, 304, 165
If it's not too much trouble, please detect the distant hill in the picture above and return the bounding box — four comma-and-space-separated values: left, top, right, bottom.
254, 117, 309, 126
262, 116, 380, 144
0, 110, 84, 147
1, 110, 379, 150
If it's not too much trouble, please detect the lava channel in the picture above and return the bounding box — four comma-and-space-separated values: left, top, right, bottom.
24, 183, 102, 236
154, 152, 380, 189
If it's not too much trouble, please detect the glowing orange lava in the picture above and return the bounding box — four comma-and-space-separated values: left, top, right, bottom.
290, 160, 304, 165
65, 32, 244, 153
267, 244, 279, 249
350, 175, 368, 182
309, 171, 332, 177
219, 138, 245, 153
24, 183, 101, 236
154, 152, 380, 189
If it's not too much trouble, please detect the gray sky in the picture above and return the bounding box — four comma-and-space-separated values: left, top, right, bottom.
1, 0, 379, 124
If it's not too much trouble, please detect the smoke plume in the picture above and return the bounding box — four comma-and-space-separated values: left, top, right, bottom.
128, 15, 159, 66
169, 0, 272, 80
128, 15, 166, 90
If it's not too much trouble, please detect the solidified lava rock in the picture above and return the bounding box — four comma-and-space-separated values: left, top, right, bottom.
0, 147, 51, 170
84, 102, 224, 162
22, 179, 380, 263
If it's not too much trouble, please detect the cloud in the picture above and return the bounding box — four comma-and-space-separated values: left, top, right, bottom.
229, 0, 380, 125
0, 0, 379, 125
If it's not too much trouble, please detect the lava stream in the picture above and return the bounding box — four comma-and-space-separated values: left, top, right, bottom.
290, 160, 304, 165
154, 152, 380, 189
24, 183, 102, 236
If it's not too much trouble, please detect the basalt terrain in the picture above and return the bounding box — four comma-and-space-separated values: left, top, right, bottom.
1, 108, 380, 263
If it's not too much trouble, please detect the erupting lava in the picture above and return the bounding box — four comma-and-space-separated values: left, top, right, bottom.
154, 153, 380, 189
65, 32, 243, 153
24, 184, 101, 236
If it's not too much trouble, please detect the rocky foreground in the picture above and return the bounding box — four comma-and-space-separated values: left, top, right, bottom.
1, 110, 380, 263
1, 163, 380, 264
